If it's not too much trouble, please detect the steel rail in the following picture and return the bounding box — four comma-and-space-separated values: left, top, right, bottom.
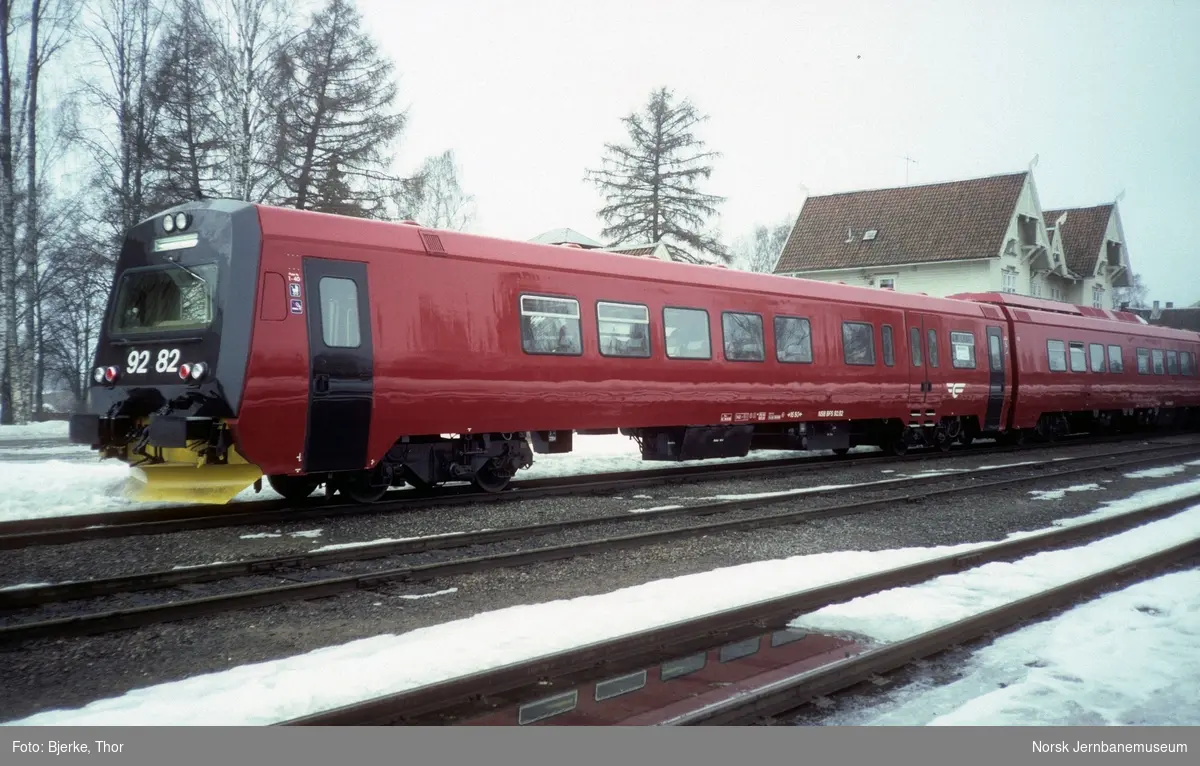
2, 440, 1197, 611
3, 431, 1187, 550
663, 540, 1200, 725
3, 444, 1198, 647
277, 495, 1200, 725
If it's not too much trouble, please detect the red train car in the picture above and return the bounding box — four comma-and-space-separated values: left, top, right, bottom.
68, 201, 1197, 505
953, 293, 1200, 437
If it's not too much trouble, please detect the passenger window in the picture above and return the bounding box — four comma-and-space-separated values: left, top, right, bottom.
882, 325, 895, 367
722, 312, 765, 362
1089, 343, 1106, 372
950, 332, 976, 369
1137, 348, 1150, 374
1167, 350, 1179, 375
1108, 345, 1124, 373
597, 301, 650, 358
1047, 340, 1067, 372
318, 277, 361, 348
775, 316, 813, 363
1068, 342, 1086, 372
927, 329, 939, 367
1184, 352, 1195, 377
988, 333, 1003, 372
1152, 349, 1165, 375
520, 295, 582, 355
910, 327, 922, 367
664, 307, 711, 359
842, 322, 875, 366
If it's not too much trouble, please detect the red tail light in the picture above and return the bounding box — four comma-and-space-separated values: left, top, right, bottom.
178, 364, 192, 380
104, 366, 119, 383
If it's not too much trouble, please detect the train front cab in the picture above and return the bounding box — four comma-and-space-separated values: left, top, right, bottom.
68, 200, 264, 504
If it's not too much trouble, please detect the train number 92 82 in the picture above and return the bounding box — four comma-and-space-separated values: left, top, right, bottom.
126, 348, 182, 374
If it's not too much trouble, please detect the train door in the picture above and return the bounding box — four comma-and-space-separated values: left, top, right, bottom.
302, 257, 374, 473
907, 315, 943, 425
985, 325, 1006, 430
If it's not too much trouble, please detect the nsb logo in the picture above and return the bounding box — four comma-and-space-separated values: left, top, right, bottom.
946, 383, 966, 398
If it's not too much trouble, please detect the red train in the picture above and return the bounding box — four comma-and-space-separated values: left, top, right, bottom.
69, 201, 1200, 504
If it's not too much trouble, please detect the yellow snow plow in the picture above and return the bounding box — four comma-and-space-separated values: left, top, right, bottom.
123, 445, 263, 505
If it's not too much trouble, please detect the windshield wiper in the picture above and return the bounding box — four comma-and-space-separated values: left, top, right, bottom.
164, 259, 206, 285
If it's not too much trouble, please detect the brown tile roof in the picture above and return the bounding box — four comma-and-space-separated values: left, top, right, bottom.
1131, 308, 1200, 333
1041, 204, 1113, 276
774, 172, 1028, 273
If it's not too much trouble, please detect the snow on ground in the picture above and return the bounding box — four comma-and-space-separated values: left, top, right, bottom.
817, 570, 1200, 726
1027, 483, 1102, 501
0, 430, 879, 523
7, 478, 1200, 727
1126, 465, 1188, 479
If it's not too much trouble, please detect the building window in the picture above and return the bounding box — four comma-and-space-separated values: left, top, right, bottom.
1030, 279, 1041, 298
878, 274, 896, 290
1001, 271, 1017, 294
1092, 285, 1104, 308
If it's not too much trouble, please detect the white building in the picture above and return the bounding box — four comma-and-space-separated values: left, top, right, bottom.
530, 228, 674, 261
772, 170, 1132, 308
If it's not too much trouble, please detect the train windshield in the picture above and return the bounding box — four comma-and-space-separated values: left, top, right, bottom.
110, 262, 218, 335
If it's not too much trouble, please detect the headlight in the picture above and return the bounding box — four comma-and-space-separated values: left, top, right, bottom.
190, 362, 206, 380
93, 367, 105, 383
174, 212, 188, 231
163, 214, 175, 232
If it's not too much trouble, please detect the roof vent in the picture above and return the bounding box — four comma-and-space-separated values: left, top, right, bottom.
844, 228, 854, 243
863, 229, 877, 241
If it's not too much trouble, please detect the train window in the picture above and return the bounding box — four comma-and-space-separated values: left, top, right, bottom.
1068, 342, 1087, 372
722, 312, 765, 362
842, 321, 876, 366
1108, 345, 1124, 373
596, 301, 650, 358
1152, 349, 1165, 375
1047, 340, 1067, 372
775, 316, 813, 363
927, 329, 939, 367
318, 277, 361, 348
988, 333, 1003, 372
910, 327, 922, 367
950, 332, 976, 369
111, 262, 218, 335
1089, 343, 1106, 373
1167, 350, 1179, 375
664, 307, 711, 359
1137, 348, 1150, 374
1183, 352, 1195, 377
882, 325, 895, 367
520, 295, 582, 355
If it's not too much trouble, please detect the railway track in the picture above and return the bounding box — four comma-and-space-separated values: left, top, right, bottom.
3, 440, 1198, 646
276, 494, 1200, 726
1, 430, 1192, 550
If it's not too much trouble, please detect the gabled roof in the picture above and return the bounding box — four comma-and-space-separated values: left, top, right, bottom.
1041, 204, 1114, 276
530, 227, 604, 248
775, 171, 1028, 273
1129, 307, 1200, 333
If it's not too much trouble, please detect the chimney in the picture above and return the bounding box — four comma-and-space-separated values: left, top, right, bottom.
1166, 302, 1174, 309
1153, 300, 1160, 310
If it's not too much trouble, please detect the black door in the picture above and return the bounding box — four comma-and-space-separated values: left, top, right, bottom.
985, 325, 1005, 431
303, 257, 373, 473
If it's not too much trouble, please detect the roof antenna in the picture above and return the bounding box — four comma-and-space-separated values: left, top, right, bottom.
1114, 188, 1126, 204
1028, 153, 1039, 170
901, 154, 918, 184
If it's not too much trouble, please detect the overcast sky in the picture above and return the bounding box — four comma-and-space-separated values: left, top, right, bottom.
360, 0, 1199, 305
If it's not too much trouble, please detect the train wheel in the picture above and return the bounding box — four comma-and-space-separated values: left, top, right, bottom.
267, 474, 322, 502
341, 465, 393, 504
472, 464, 512, 493
884, 437, 909, 457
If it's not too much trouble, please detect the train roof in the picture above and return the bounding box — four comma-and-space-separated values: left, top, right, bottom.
248, 203, 1001, 320
952, 292, 1200, 343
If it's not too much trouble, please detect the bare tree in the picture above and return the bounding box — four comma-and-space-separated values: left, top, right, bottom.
394, 149, 475, 230
0, 0, 19, 422
211, 0, 294, 202
275, 0, 406, 218
732, 218, 792, 274
1113, 272, 1149, 310
585, 87, 729, 265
